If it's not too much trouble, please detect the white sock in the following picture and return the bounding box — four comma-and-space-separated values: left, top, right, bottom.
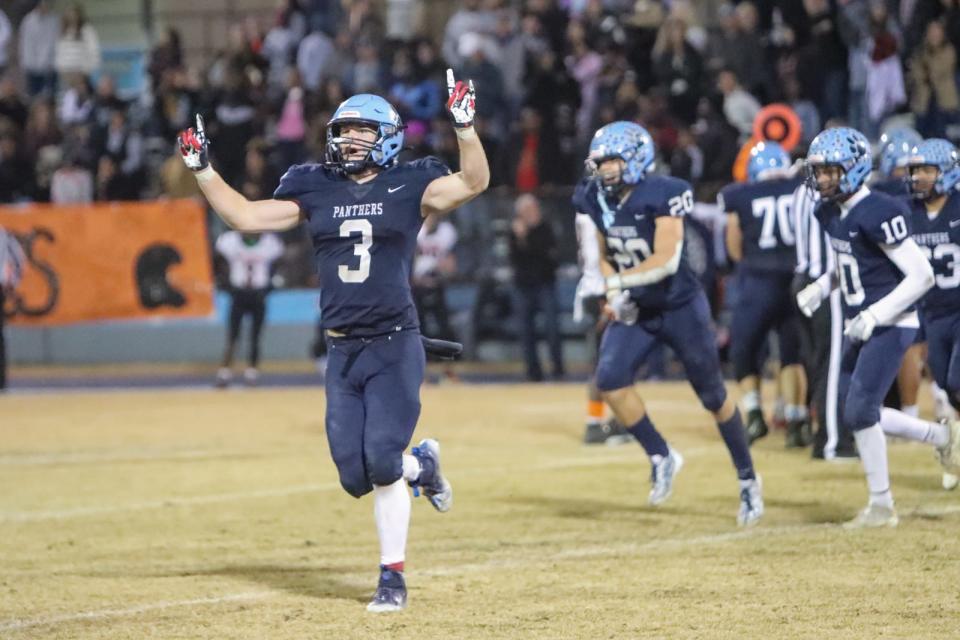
401, 454, 421, 482
785, 404, 808, 421
879, 408, 949, 448
854, 425, 894, 509
373, 479, 411, 566
901, 404, 919, 418
742, 391, 760, 413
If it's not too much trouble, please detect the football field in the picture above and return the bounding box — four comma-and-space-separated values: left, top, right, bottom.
2, 382, 959, 639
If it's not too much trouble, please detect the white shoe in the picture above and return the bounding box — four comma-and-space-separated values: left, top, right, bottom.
215, 367, 232, 388
932, 384, 957, 422
648, 448, 683, 506
843, 504, 899, 529
411, 439, 453, 513
737, 476, 764, 527
943, 472, 959, 491
243, 367, 259, 385
935, 420, 960, 473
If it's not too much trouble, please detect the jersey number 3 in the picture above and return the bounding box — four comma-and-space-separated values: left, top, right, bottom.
338, 219, 372, 283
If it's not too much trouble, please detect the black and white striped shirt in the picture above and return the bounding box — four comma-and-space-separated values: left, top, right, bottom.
0, 228, 25, 288
792, 182, 835, 279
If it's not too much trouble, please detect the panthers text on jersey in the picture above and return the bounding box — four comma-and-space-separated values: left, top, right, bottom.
815, 188, 915, 322
719, 176, 803, 273
274, 157, 450, 335
573, 174, 701, 313
909, 191, 960, 319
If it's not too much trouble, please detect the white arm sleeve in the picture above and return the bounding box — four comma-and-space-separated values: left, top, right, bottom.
616, 239, 684, 288
869, 238, 935, 325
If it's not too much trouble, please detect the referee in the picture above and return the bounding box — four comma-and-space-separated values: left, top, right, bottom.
791, 182, 857, 460
0, 226, 25, 392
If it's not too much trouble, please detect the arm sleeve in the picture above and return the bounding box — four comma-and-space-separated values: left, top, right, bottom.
868, 238, 935, 325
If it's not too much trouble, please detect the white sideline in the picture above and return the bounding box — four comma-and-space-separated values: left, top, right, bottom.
0, 591, 272, 633
5, 504, 959, 632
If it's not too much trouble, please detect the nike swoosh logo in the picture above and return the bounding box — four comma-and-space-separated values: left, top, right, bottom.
849, 232, 859, 238
634, 214, 645, 220
950, 219, 960, 228
388, 185, 406, 193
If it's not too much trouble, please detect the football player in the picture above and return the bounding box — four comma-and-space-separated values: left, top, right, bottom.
873, 127, 922, 196
574, 121, 763, 527
178, 70, 489, 611
796, 127, 959, 528
905, 138, 960, 490
720, 141, 809, 448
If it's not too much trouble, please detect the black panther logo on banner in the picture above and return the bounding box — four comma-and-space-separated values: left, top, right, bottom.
135, 244, 187, 309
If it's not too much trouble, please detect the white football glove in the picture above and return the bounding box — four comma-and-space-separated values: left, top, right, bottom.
796, 283, 824, 318
606, 290, 638, 325
844, 309, 878, 342
445, 68, 475, 129
177, 114, 210, 172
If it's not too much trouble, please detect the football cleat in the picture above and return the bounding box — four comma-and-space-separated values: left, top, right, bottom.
410, 439, 453, 512
604, 419, 633, 447
366, 567, 407, 613
785, 420, 813, 449
843, 504, 899, 529
943, 472, 959, 491
215, 367, 232, 388
737, 476, 764, 527
648, 448, 683, 506
583, 422, 609, 445
935, 420, 960, 473
745, 409, 768, 445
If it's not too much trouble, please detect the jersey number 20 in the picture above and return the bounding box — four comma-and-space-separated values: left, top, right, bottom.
338, 219, 372, 283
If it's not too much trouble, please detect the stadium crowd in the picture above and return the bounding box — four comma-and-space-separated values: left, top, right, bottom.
0, 0, 959, 209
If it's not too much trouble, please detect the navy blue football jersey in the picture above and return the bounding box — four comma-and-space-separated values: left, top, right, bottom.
274, 157, 450, 334
909, 192, 960, 319
816, 189, 914, 321
872, 177, 911, 197
573, 175, 701, 312
718, 176, 803, 272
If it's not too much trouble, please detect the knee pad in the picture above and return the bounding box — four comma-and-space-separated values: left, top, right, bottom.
698, 382, 727, 414
843, 381, 880, 431
365, 452, 403, 488
339, 470, 373, 499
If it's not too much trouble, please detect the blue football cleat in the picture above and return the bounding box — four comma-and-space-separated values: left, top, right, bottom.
410, 438, 453, 512
366, 567, 407, 613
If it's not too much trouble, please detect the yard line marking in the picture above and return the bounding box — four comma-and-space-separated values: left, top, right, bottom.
0, 448, 283, 467
0, 591, 273, 633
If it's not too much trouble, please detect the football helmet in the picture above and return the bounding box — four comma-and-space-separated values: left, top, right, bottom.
906, 138, 960, 199
325, 94, 405, 174
877, 127, 922, 178
805, 127, 872, 201
586, 121, 655, 194
747, 141, 790, 182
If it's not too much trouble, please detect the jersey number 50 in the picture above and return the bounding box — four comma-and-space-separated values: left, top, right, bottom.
338, 219, 372, 283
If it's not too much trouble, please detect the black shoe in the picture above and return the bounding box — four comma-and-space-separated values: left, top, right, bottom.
831, 442, 859, 461
811, 443, 825, 459
785, 420, 813, 448
583, 422, 609, 445
604, 419, 633, 446
746, 409, 768, 445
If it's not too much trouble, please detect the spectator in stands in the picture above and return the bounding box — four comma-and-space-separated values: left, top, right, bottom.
147, 27, 183, 91
565, 19, 603, 142
93, 107, 145, 199
91, 75, 126, 130
262, 6, 300, 93
214, 230, 285, 387
297, 20, 334, 92
212, 68, 257, 189
347, 39, 383, 94
19, 0, 59, 98
0, 129, 34, 203
0, 225, 25, 391
413, 214, 460, 382
388, 46, 443, 127
0, 74, 27, 132
910, 19, 960, 137
50, 137, 93, 204
55, 3, 101, 81
443, 0, 498, 69
717, 68, 761, 139
798, 0, 848, 122
0, 8, 11, 78
58, 73, 94, 126
151, 67, 196, 140
652, 16, 704, 124
240, 138, 279, 202
24, 99, 61, 167
274, 68, 307, 168
509, 193, 564, 382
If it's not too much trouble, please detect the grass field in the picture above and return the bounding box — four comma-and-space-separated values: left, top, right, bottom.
2, 382, 959, 639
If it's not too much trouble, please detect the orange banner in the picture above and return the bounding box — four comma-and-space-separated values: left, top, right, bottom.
0, 200, 214, 326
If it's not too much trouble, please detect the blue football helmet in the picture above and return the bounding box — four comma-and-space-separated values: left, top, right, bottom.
325, 94, 405, 174
877, 127, 922, 178
906, 138, 960, 199
747, 141, 790, 182
805, 127, 872, 201
586, 121, 655, 194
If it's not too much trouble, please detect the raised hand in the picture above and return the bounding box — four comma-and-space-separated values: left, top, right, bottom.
178, 114, 210, 172
445, 68, 476, 129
